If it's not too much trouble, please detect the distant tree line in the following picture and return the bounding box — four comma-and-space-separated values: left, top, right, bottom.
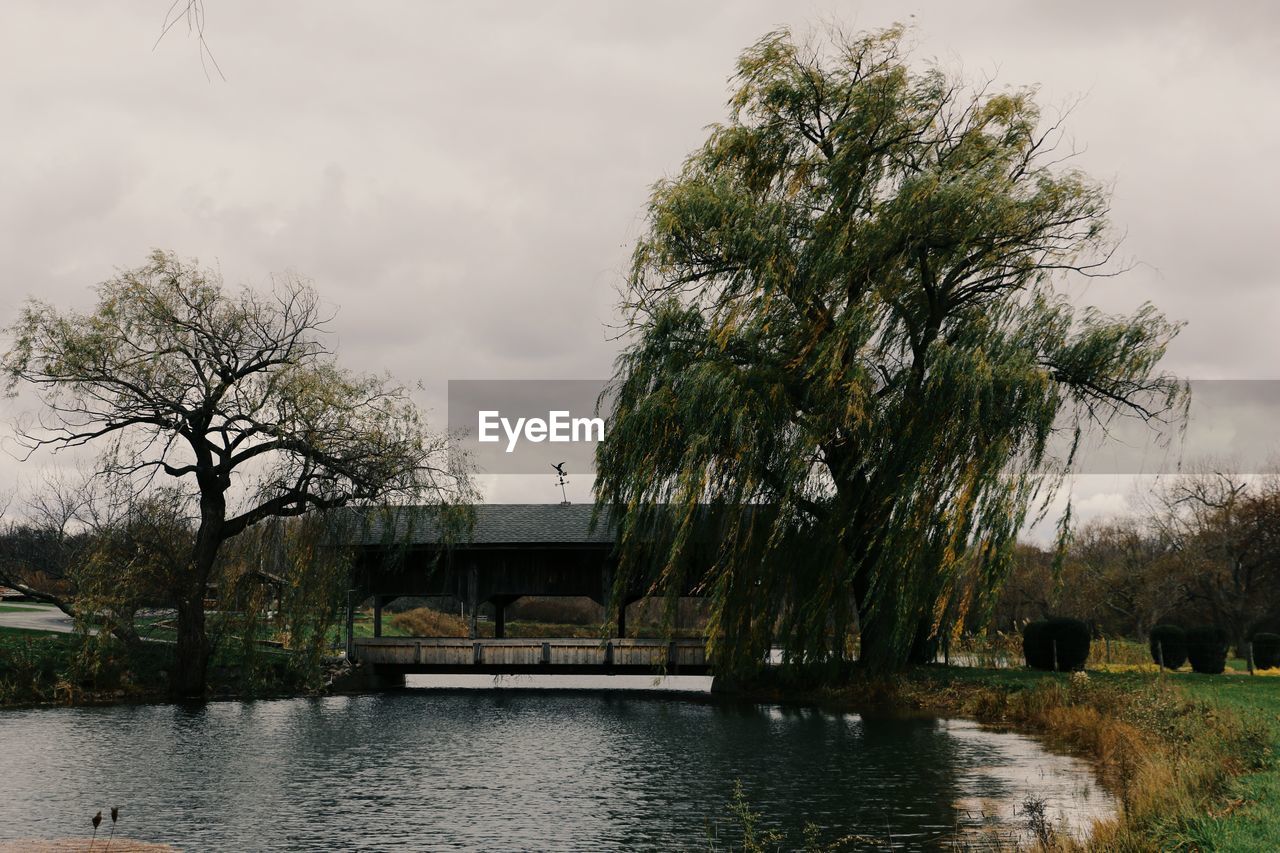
989, 467, 1280, 653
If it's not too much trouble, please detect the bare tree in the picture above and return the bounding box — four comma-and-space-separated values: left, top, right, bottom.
3, 250, 473, 696
0, 470, 91, 617
1146, 466, 1280, 650
0, 469, 188, 649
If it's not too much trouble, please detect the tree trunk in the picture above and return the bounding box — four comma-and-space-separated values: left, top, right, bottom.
111, 617, 145, 650
857, 615, 895, 671
849, 557, 915, 672
173, 591, 210, 698
906, 619, 939, 665
853, 566, 900, 671
859, 614, 935, 669
171, 490, 225, 699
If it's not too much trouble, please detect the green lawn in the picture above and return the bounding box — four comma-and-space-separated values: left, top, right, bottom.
1167, 674, 1280, 850
0, 624, 61, 638
0, 603, 48, 613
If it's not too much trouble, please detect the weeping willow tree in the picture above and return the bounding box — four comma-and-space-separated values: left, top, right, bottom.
595, 25, 1185, 673
218, 511, 363, 692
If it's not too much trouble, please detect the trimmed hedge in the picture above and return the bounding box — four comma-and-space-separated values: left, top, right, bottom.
1149, 624, 1187, 670
1252, 632, 1280, 670
1022, 618, 1091, 671
1186, 626, 1229, 674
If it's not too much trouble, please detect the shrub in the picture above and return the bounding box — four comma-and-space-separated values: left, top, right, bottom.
1251, 632, 1280, 670
507, 596, 602, 625
1022, 618, 1090, 671
1185, 626, 1229, 674
1148, 625, 1187, 670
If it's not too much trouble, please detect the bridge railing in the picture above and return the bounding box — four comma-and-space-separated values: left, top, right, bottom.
353, 636, 708, 672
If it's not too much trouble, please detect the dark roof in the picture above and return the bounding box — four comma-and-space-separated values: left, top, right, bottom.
360, 503, 616, 547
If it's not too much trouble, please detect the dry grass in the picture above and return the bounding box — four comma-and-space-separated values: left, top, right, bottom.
1087, 640, 1151, 668
389, 607, 470, 637
941, 675, 1266, 850
385, 602, 704, 640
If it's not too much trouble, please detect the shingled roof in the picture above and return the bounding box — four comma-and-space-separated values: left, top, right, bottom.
360, 503, 616, 547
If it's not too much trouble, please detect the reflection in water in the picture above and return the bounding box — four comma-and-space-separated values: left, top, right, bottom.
0, 692, 1112, 850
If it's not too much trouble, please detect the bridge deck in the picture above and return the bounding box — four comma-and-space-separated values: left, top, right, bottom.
354, 637, 710, 675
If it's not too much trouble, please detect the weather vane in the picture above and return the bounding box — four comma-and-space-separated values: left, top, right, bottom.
552, 462, 569, 504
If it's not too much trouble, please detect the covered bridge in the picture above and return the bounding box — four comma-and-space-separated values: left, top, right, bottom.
346, 503, 709, 676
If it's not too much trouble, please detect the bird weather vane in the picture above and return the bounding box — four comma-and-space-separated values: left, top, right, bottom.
552, 462, 569, 504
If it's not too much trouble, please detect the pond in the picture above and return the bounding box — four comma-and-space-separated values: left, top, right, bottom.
0, 685, 1113, 850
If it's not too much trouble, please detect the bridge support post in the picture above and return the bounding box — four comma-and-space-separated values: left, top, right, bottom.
491, 595, 517, 639
467, 564, 479, 640
344, 589, 355, 660
494, 602, 505, 638
373, 595, 384, 638
616, 600, 627, 639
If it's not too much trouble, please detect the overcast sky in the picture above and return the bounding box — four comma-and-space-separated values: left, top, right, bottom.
2, 2, 1278, 529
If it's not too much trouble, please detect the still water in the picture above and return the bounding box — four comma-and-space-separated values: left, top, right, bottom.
0, 684, 1112, 851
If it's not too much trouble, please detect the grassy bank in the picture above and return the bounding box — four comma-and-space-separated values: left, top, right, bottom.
0, 626, 170, 705
0, 625, 315, 707
1170, 676, 1280, 849
725, 665, 1279, 850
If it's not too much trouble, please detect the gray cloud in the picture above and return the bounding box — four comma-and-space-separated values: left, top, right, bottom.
2, 1, 1278, 507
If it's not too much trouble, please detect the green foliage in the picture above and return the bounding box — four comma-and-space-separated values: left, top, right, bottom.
718, 780, 784, 853
0, 627, 171, 705
1251, 632, 1280, 670
1186, 626, 1229, 674
1149, 624, 1188, 670
0, 625, 314, 705
218, 511, 359, 692
73, 485, 192, 638
705, 780, 877, 852
596, 25, 1182, 674
0, 629, 72, 704
1021, 617, 1089, 671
